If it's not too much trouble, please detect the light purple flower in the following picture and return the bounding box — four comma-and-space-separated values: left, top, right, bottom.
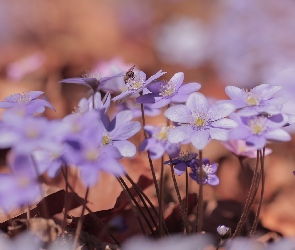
229, 113, 291, 149
189, 158, 219, 186
0, 232, 41, 250
165, 92, 237, 150
139, 125, 180, 159
136, 72, 201, 108
222, 139, 272, 158
225, 84, 287, 116
165, 152, 198, 176
100, 110, 141, 157
0, 91, 55, 115
0, 154, 42, 211
59, 71, 124, 94
112, 70, 166, 104
68, 128, 125, 187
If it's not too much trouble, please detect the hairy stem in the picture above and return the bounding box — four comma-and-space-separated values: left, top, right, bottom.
196, 149, 203, 233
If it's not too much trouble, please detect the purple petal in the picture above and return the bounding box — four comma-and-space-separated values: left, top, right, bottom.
164, 105, 190, 123
99, 157, 125, 176
208, 103, 236, 121
109, 110, 133, 130
171, 94, 189, 103
137, 71, 147, 81
168, 125, 193, 143
165, 142, 181, 158
111, 121, 141, 140
191, 130, 210, 150
209, 128, 229, 141
143, 125, 156, 137
0, 101, 15, 108
260, 86, 282, 100
138, 138, 154, 152
202, 158, 211, 166
229, 127, 250, 140
209, 163, 218, 173
112, 91, 133, 103
170, 72, 184, 89
265, 96, 288, 106
80, 167, 99, 187
32, 99, 55, 111
251, 84, 270, 95
265, 129, 291, 142
151, 98, 171, 108
147, 81, 162, 93
211, 118, 238, 129
59, 78, 89, 86
237, 107, 259, 116
100, 145, 122, 159
178, 82, 201, 95
174, 162, 187, 176
113, 140, 136, 157
186, 93, 209, 113
246, 135, 266, 149
136, 93, 159, 104
148, 143, 165, 159
225, 86, 247, 101
145, 70, 166, 85
208, 174, 219, 185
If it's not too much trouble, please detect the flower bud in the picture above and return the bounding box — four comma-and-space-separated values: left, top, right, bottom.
217, 225, 231, 239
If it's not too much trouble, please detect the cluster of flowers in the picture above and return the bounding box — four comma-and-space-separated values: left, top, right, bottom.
0, 61, 293, 214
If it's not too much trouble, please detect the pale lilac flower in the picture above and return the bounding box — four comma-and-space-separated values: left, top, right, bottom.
225, 84, 287, 116
165, 152, 198, 176
139, 125, 180, 159
59, 71, 124, 94
165, 93, 237, 150
222, 140, 272, 158
122, 234, 213, 250
74, 92, 111, 114
100, 110, 141, 157
229, 113, 291, 149
189, 158, 219, 186
0, 232, 41, 250
136, 72, 201, 108
6, 53, 45, 81
0, 113, 50, 152
112, 70, 166, 104
0, 90, 55, 115
0, 154, 42, 211
68, 128, 125, 187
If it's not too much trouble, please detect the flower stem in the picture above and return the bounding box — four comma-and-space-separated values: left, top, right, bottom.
232, 150, 261, 238
196, 149, 203, 233
250, 148, 265, 236
140, 100, 160, 202
60, 168, 120, 246
185, 168, 189, 232
117, 177, 156, 236
62, 166, 69, 232
169, 159, 189, 234
72, 187, 89, 250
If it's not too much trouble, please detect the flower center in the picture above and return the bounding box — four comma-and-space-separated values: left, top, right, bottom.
83, 71, 102, 80
159, 81, 177, 98
195, 117, 206, 127
26, 128, 39, 138
17, 91, 32, 104
153, 126, 172, 141
178, 151, 198, 162
248, 116, 267, 135
126, 74, 144, 91
245, 91, 260, 106
17, 176, 31, 188
85, 149, 99, 162
102, 135, 111, 145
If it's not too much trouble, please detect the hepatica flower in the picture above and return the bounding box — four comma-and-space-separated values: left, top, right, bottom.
189, 158, 219, 186
225, 84, 287, 116
229, 113, 291, 149
166, 151, 198, 176
59, 71, 124, 94
112, 70, 166, 104
139, 125, 180, 159
136, 72, 201, 108
165, 93, 237, 150
0, 90, 54, 115
100, 110, 141, 157
222, 139, 272, 158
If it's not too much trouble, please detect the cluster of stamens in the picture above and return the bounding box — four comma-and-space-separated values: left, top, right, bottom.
159, 80, 177, 98
126, 74, 144, 91
17, 91, 32, 104
244, 89, 260, 106
152, 125, 173, 141
102, 132, 112, 145
248, 116, 268, 135
189, 110, 208, 129
85, 149, 99, 162
178, 151, 198, 162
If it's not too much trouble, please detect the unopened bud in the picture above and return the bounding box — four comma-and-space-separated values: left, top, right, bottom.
217, 225, 231, 239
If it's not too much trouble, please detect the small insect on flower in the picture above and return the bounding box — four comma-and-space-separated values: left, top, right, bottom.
124, 65, 136, 84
